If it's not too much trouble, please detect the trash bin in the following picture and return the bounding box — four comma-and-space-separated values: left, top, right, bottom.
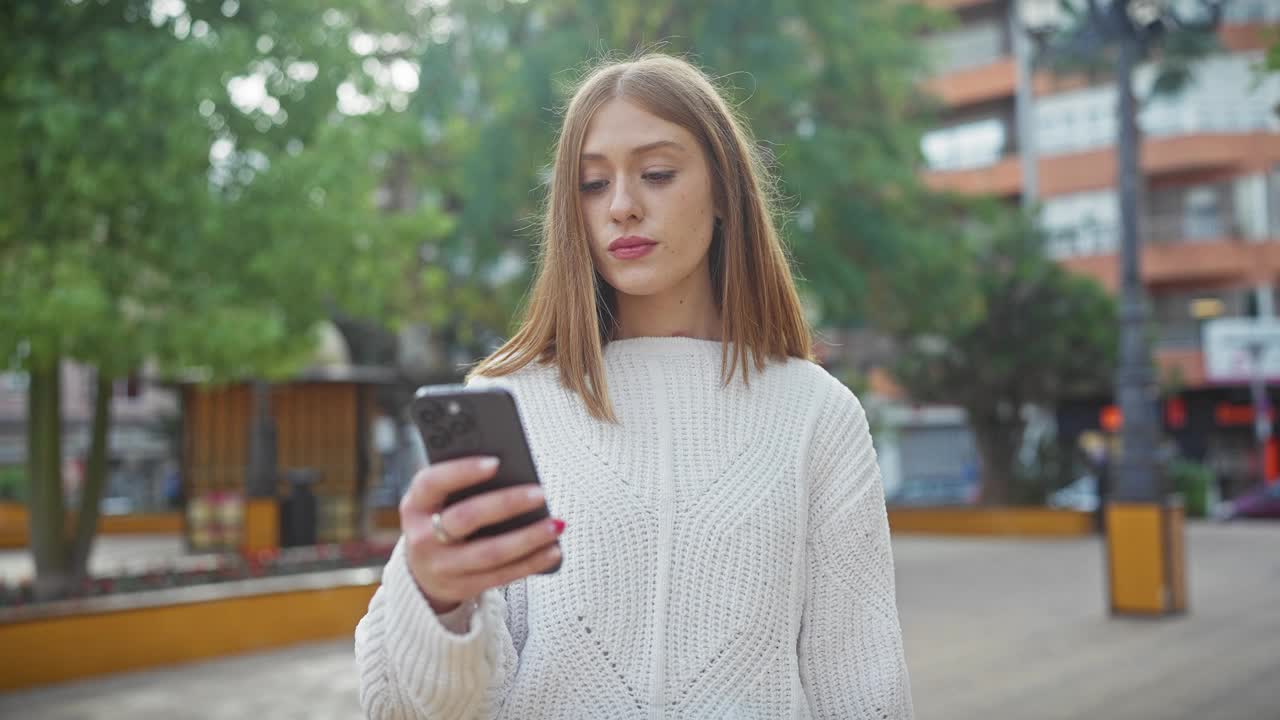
279, 468, 320, 547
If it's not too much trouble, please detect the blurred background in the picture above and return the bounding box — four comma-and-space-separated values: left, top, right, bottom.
1, 0, 1277, 718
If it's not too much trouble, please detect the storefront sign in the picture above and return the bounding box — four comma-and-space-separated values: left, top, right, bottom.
1203, 318, 1280, 382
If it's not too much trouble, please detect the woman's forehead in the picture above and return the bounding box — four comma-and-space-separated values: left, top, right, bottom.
580, 98, 696, 161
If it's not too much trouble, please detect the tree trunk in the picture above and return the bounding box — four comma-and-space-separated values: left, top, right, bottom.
246, 379, 277, 498
970, 415, 1024, 506
69, 368, 112, 578
26, 354, 71, 600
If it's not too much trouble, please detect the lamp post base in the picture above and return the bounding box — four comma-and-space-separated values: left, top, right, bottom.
1105, 500, 1187, 617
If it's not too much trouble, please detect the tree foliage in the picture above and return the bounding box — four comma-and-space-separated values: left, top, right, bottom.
1030, 0, 1226, 101
0, 0, 445, 594
887, 202, 1118, 504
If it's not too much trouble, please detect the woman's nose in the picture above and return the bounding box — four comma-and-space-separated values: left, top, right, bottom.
609, 180, 642, 223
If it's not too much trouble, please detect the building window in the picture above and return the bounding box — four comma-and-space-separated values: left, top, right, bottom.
1224, 0, 1280, 24
1182, 187, 1223, 240
1035, 53, 1280, 158
921, 116, 1008, 171
1146, 180, 1253, 244
926, 20, 1006, 73
1042, 190, 1119, 258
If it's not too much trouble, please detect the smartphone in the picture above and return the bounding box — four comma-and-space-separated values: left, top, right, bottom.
408, 384, 560, 573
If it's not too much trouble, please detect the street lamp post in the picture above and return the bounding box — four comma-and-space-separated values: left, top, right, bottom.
1020, 0, 1165, 503
1019, 0, 1224, 617
1109, 6, 1161, 507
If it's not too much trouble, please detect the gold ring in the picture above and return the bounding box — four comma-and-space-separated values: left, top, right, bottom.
431, 512, 458, 544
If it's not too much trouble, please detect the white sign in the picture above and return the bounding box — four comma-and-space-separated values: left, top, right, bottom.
1203, 318, 1280, 382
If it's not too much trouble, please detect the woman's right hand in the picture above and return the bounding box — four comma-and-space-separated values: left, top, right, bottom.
399, 455, 565, 615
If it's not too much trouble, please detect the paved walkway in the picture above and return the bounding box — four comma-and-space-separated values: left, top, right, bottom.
2, 521, 1278, 719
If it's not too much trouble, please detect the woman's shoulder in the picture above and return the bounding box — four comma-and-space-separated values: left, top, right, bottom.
767, 357, 861, 404
465, 360, 560, 397
762, 358, 870, 438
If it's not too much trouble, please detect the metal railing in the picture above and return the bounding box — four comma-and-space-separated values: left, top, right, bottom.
921, 117, 1013, 171
925, 22, 1007, 74
1045, 210, 1269, 260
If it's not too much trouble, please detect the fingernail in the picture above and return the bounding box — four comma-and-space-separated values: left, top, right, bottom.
551, 518, 566, 535
526, 486, 544, 502
477, 457, 499, 471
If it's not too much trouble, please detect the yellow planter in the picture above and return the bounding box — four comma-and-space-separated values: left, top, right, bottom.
887, 507, 1095, 537
0, 502, 183, 549
0, 574, 378, 691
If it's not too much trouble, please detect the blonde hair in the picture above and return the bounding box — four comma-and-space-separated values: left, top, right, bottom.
469, 53, 812, 422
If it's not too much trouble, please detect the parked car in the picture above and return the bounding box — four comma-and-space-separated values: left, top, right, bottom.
888, 474, 980, 507
1218, 483, 1280, 520
1049, 475, 1100, 513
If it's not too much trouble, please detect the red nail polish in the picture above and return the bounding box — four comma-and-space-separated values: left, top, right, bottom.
551, 519, 566, 535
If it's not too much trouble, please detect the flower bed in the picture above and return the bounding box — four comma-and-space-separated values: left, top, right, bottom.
0, 540, 395, 611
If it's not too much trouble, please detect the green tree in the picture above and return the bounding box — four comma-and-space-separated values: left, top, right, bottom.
0, 0, 444, 597
887, 202, 1118, 505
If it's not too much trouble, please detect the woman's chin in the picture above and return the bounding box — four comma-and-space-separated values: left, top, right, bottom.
604, 274, 670, 299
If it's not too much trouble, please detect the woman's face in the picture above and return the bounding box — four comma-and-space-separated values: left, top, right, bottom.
578, 98, 717, 300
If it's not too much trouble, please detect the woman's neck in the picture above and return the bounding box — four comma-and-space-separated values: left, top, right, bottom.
612, 268, 720, 341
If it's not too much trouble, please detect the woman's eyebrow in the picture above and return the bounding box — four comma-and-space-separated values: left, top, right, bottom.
581, 139, 685, 162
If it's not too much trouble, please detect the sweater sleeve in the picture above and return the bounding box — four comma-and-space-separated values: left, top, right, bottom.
798, 385, 914, 719
354, 537, 524, 719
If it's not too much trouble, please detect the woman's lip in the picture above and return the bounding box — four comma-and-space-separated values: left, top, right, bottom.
608, 236, 656, 250
609, 243, 656, 259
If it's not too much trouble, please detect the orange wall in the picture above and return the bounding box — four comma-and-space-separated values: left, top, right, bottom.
0, 582, 378, 691
889, 507, 1095, 536
0, 503, 182, 550
1059, 238, 1280, 291
923, 58, 1017, 107
1154, 348, 1208, 388
924, 61, 1093, 109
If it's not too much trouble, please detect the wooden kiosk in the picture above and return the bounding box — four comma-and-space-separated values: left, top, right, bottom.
175, 327, 398, 554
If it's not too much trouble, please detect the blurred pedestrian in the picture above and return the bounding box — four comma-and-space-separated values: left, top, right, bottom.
355, 54, 913, 718
1079, 431, 1110, 533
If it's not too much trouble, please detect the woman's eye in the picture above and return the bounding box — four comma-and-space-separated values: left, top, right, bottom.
643, 171, 676, 184
579, 179, 608, 194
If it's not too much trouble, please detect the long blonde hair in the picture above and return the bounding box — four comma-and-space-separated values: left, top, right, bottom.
469, 53, 812, 422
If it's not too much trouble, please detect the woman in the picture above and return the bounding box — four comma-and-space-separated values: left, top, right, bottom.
355, 53, 913, 719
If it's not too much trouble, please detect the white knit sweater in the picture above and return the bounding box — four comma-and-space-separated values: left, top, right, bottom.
355, 337, 913, 719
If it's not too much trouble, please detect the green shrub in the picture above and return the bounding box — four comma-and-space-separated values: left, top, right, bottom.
0, 466, 25, 502
1167, 459, 1214, 518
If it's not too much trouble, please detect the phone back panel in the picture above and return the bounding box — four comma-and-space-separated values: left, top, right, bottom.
409, 385, 551, 541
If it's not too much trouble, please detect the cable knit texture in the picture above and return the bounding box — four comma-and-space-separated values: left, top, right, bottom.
354, 336, 913, 719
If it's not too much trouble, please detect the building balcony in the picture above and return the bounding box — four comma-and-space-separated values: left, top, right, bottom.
923, 131, 1280, 198
1057, 234, 1280, 291
922, 20, 1278, 111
